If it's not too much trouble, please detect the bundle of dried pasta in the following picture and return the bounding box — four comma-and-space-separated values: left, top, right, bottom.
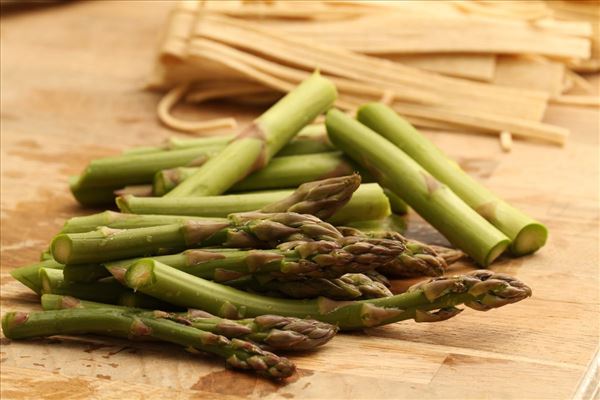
149, 1, 598, 145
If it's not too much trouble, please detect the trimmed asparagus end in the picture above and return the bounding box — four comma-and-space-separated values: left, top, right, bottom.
512, 223, 548, 256
50, 235, 72, 265
483, 239, 510, 267
125, 259, 156, 290
2, 312, 29, 338
115, 195, 133, 213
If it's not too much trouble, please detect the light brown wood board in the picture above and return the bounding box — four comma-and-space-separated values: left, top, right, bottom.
0, 2, 598, 399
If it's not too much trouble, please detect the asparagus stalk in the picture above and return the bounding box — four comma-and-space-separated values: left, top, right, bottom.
166, 72, 337, 197
10, 260, 64, 294
117, 184, 391, 225
1, 308, 295, 379
73, 145, 223, 190
51, 212, 343, 264
39, 268, 170, 309
325, 109, 510, 266
122, 124, 333, 156
41, 294, 338, 351
60, 212, 213, 234
103, 237, 405, 285
118, 260, 531, 330
131, 174, 363, 222
357, 103, 548, 256
154, 152, 361, 196
241, 273, 393, 300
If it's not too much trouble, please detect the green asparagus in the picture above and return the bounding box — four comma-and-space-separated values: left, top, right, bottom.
154, 152, 360, 196
41, 294, 338, 351
166, 72, 337, 197
325, 109, 510, 266
51, 212, 343, 264
357, 103, 547, 256
2, 308, 295, 379
103, 237, 405, 285
117, 184, 390, 225
118, 260, 532, 330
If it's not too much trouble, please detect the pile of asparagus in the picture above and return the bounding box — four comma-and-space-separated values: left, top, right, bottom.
3, 73, 540, 380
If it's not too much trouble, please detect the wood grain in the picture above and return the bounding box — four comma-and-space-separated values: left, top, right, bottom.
1, 2, 598, 399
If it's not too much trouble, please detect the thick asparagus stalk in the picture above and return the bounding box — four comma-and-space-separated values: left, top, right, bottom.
126, 174, 363, 222
103, 237, 405, 285
51, 212, 343, 264
325, 109, 510, 266
382, 188, 408, 215
73, 145, 223, 190
118, 260, 531, 330
2, 308, 295, 379
154, 152, 359, 196
242, 273, 393, 300
39, 268, 170, 309
60, 212, 213, 234
117, 184, 390, 225
357, 103, 547, 256
166, 72, 337, 197
41, 295, 338, 351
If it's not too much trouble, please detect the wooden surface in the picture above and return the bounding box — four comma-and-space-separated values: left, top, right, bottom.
1, 2, 598, 399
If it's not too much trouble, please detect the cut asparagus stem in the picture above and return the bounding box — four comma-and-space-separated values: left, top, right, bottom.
10, 260, 64, 294
240, 273, 394, 300
60, 211, 214, 234
117, 183, 390, 225
41, 294, 338, 351
325, 109, 510, 266
69, 176, 117, 208
166, 72, 337, 197
74, 145, 224, 189
1, 308, 295, 379
154, 152, 361, 196
113, 184, 154, 198
119, 260, 531, 330
51, 212, 343, 264
357, 103, 548, 256
103, 237, 405, 284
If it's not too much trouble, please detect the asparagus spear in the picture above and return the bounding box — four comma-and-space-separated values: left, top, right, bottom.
118, 260, 531, 330
166, 72, 337, 197
117, 183, 390, 225
325, 109, 510, 266
357, 103, 547, 256
2, 308, 295, 379
382, 188, 408, 215
51, 212, 343, 264
41, 294, 338, 351
154, 152, 360, 196
240, 273, 393, 300
103, 237, 405, 285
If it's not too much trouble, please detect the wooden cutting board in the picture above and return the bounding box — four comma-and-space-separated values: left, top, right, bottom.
1, 2, 598, 399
